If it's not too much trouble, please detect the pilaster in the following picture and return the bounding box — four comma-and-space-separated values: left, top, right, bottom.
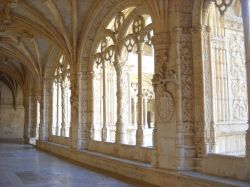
151, 31, 172, 168
241, 0, 250, 160
192, 25, 212, 171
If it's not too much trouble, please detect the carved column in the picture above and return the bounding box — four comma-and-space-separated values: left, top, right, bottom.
70, 72, 80, 149
102, 62, 108, 142
60, 80, 66, 136
38, 82, 51, 141
241, 0, 250, 159
79, 71, 90, 149
177, 26, 197, 170
192, 25, 212, 170
136, 43, 144, 146
114, 60, 126, 144
38, 80, 52, 142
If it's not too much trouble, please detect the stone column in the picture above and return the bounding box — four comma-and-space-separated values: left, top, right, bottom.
78, 71, 90, 149
38, 82, 50, 141
143, 97, 148, 128
152, 27, 196, 170
136, 44, 144, 146
151, 32, 171, 168
114, 60, 126, 144
192, 25, 211, 169
90, 72, 96, 140
132, 97, 137, 125
70, 72, 80, 149
23, 91, 31, 143
31, 95, 38, 137
60, 80, 66, 136
210, 38, 218, 153
47, 83, 53, 141
102, 62, 108, 142
55, 81, 60, 135
37, 80, 52, 142
241, 0, 250, 159
151, 79, 159, 167
38, 88, 44, 141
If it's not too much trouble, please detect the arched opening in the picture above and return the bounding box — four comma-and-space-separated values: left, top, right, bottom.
205, 0, 248, 156
0, 74, 24, 143
52, 55, 71, 138
91, 6, 154, 147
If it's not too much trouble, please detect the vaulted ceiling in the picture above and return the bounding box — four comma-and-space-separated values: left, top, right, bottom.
0, 0, 168, 94
0, 0, 95, 88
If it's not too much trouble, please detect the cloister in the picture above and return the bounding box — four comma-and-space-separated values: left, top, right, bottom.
0, 0, 250, 186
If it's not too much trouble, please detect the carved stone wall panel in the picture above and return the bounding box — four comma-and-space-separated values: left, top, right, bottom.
180, 32, 194, 124
227, 32, 248, 121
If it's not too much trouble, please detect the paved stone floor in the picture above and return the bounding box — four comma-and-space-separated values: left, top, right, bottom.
0, 143, 155, 187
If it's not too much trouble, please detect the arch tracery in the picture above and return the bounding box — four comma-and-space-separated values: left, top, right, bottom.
90, 4, 154, 147
192, 0, 249, 158
51, 56, 71, 138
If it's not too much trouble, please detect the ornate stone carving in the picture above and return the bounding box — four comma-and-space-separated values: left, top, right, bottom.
114, 12, 125, 33
212, 0, 233, 15
0, 0, 17, 32
228, 33, 248, 121
157, 91, 174, 121
180, 33, 193, 123
132, 15, 145, 34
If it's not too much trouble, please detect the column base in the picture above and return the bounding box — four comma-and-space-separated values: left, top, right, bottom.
115, 123, 126, 144
246, 128, 250, 159
102, 127, 108, 142
136, 128, 144, 146
61, 128, 66, 137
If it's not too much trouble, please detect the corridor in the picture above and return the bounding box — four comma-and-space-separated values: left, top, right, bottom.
0, 143, 154, 187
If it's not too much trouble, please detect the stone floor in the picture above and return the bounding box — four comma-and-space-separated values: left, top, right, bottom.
0, 143, 155, 187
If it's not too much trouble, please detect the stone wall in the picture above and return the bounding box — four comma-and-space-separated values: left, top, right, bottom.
0, 81, 24, 142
